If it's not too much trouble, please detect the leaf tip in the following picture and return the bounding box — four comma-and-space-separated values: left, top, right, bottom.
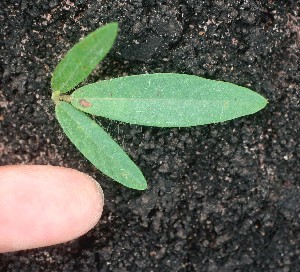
130, 179, 148, 191
110, 21, 119, 29
104, 21, 119, 37
259, 94, 269, 110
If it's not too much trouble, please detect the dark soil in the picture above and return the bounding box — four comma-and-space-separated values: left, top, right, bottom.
1, 0, 299, 271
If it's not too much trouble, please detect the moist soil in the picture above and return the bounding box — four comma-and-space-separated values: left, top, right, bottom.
0, 1, 300, 271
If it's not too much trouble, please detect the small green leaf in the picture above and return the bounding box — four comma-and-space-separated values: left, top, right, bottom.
55, 101, 147, 190
51, 22, 118, 94
71, 73, 268, 127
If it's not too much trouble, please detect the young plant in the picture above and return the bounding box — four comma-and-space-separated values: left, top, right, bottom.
51, 22, 267, 190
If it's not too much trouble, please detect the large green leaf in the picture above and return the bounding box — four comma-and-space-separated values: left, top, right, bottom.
51, 22, 118, 94
70, 73, 268, 127
55, 101, 147, 190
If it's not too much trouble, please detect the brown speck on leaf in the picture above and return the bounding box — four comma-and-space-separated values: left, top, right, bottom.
79, 99, 92, 108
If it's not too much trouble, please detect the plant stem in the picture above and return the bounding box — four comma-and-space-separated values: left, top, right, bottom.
59, 95, 73, 103
51, 91, 73, 104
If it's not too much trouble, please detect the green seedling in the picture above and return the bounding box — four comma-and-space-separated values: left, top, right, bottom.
51, 22, 268, 190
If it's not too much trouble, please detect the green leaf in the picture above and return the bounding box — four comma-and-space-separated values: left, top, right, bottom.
51, 22, 118, 94
70, 73, 268, 127
55, 101, 147, 190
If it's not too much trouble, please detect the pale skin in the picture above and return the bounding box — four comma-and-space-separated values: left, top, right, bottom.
0, 165, 104, 253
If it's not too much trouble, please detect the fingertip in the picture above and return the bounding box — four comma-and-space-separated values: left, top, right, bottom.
0, 165, 104, 253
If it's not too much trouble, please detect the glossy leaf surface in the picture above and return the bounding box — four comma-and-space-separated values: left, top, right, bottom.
55, 101, 147, 190
51, 22, 118, 94
71, 73, 268, 127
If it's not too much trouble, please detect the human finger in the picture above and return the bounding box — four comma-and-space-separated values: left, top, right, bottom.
0, 165, 104, 253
